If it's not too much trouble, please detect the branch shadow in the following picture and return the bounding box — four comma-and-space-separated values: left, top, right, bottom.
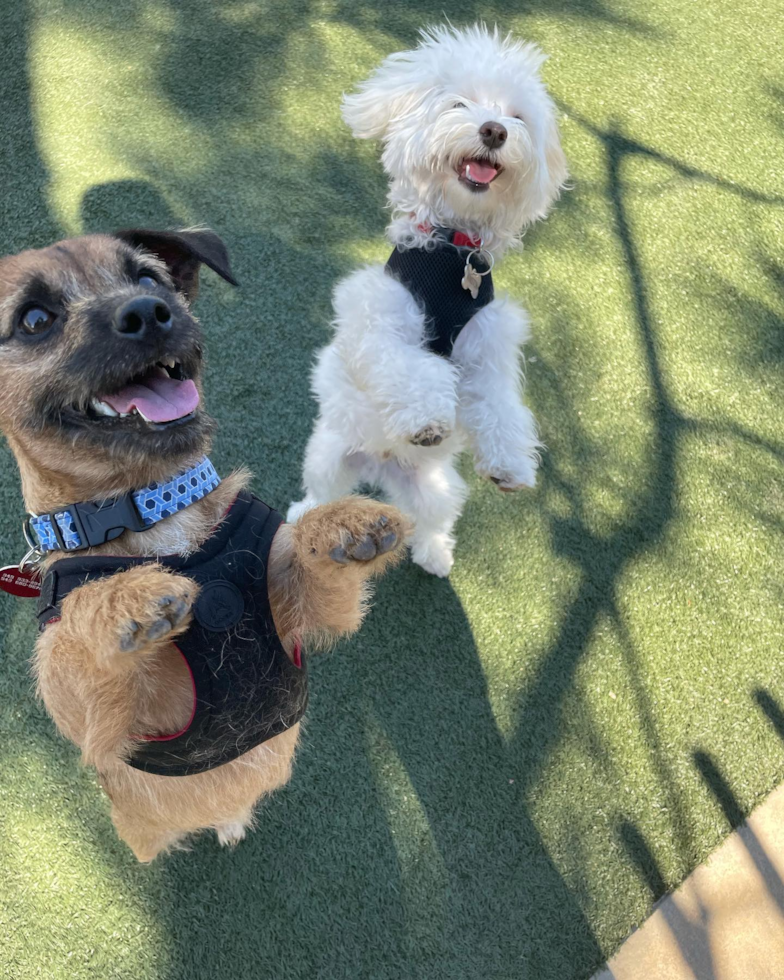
755, 689, 784, 745
506, 116, 685, 804
694, 750, 784, 917
560, 102, 784, 207
616, 819, 717, 980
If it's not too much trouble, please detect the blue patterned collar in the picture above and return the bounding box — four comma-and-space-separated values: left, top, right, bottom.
27, 457, 221, 554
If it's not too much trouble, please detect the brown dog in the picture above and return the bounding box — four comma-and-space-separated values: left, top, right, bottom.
0, 228, 408, 861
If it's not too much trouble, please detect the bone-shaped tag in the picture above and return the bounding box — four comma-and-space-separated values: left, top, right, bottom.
461, 257, 482, 299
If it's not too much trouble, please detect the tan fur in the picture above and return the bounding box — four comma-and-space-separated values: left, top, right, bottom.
0, 233, 410, 861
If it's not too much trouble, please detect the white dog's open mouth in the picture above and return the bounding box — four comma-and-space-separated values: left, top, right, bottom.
457, 158, 503, 192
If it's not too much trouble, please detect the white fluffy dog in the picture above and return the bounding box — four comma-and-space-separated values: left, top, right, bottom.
288, 25, 568, 576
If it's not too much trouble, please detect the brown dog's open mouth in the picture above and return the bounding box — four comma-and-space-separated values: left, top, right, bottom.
457, 158, 504, 193
69, 361, 200, 430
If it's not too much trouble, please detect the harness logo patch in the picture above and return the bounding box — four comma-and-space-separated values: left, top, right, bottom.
194, 580, 245, 632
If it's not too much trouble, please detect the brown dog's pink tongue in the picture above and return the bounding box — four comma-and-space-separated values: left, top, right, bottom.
464, 160, 498, 183
101, 376, 199, 422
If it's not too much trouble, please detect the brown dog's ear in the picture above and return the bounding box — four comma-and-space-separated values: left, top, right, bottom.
114, 227, 238, 300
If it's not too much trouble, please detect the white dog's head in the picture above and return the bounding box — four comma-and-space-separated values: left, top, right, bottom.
342, 24, 568, 251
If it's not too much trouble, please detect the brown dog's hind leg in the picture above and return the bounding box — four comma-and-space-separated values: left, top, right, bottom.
270, 498, 410, 644
110, 806, 188, 863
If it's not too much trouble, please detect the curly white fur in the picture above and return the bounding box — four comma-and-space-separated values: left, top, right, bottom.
288, 24, 568, 577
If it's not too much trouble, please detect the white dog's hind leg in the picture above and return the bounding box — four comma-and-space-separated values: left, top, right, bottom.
287, 419, 362, 523
452, 300, 541, 490
379, 457, 467, 577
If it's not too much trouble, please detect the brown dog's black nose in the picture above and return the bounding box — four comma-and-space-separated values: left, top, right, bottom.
114, 296, 172, 338
479, 121, 507, 149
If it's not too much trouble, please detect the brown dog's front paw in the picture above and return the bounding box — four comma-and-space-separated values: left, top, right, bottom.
116, 574, 196, 655
410, 423, 451, 447
294, 498, 410, 575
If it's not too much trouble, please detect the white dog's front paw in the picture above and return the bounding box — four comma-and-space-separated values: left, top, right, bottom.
383, 403, 456, 447
409, 422, 452, 447
411, 534, 455, 577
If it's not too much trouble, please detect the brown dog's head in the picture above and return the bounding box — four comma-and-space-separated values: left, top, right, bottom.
0, 228, 237, 505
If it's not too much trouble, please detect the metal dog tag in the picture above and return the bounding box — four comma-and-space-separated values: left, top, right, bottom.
461, 257, 482, 299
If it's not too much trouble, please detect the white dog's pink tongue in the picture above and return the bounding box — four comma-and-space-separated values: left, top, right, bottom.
465, 160, 498, 184
102, 376, 199, 422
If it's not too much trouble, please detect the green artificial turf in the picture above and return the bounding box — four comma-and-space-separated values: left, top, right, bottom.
1, 1, 783, 977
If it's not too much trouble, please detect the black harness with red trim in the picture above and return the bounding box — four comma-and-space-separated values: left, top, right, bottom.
385, 226, 494, 358
36, 490, 307, 777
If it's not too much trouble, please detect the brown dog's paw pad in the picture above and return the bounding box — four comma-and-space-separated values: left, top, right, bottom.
119, 615, 176, 652
119, 621, 142, 653
379, 530, 399, 554
146, 617, 176, 642
410, 423, 451, 447
157, 595, 191, 628
116, 578, 195, 654
327, 514, 403, 566
351, 534, 377, 561
330, 533, 377, 564
329, 543, 352, 565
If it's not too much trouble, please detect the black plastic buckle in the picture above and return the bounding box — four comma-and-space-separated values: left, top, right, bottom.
66, 493, 148, 549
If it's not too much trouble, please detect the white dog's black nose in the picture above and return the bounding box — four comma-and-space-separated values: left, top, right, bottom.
114, 296, 173, 338
479, 121, 507, 150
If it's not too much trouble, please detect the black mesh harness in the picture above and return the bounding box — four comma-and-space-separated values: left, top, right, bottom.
385, 227, 494, 358
36, 490, 308, 777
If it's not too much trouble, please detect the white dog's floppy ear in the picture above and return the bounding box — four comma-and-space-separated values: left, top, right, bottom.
341, 51, 426, 140
529, 113, 569, 223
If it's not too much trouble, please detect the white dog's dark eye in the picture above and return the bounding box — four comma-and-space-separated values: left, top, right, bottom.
138, 272, 158, 289
514, 114, 526, 124
453, 101, 467, 109
19, 306, 56, 336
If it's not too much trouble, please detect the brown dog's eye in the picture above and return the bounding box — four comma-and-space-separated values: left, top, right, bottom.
138, 272, 158, 289
20, 307, 56, 336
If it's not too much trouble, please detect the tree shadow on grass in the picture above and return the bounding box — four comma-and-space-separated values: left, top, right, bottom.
615, 820, 716, 979
505, 112, 684, 817
80, 179, 182, 234
0, 3, 64, 558
755, 690, 784, 745
49, 0, 662, 143
694, 750, 784, 916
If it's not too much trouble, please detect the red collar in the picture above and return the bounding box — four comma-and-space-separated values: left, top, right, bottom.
417, 222, 482, 249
